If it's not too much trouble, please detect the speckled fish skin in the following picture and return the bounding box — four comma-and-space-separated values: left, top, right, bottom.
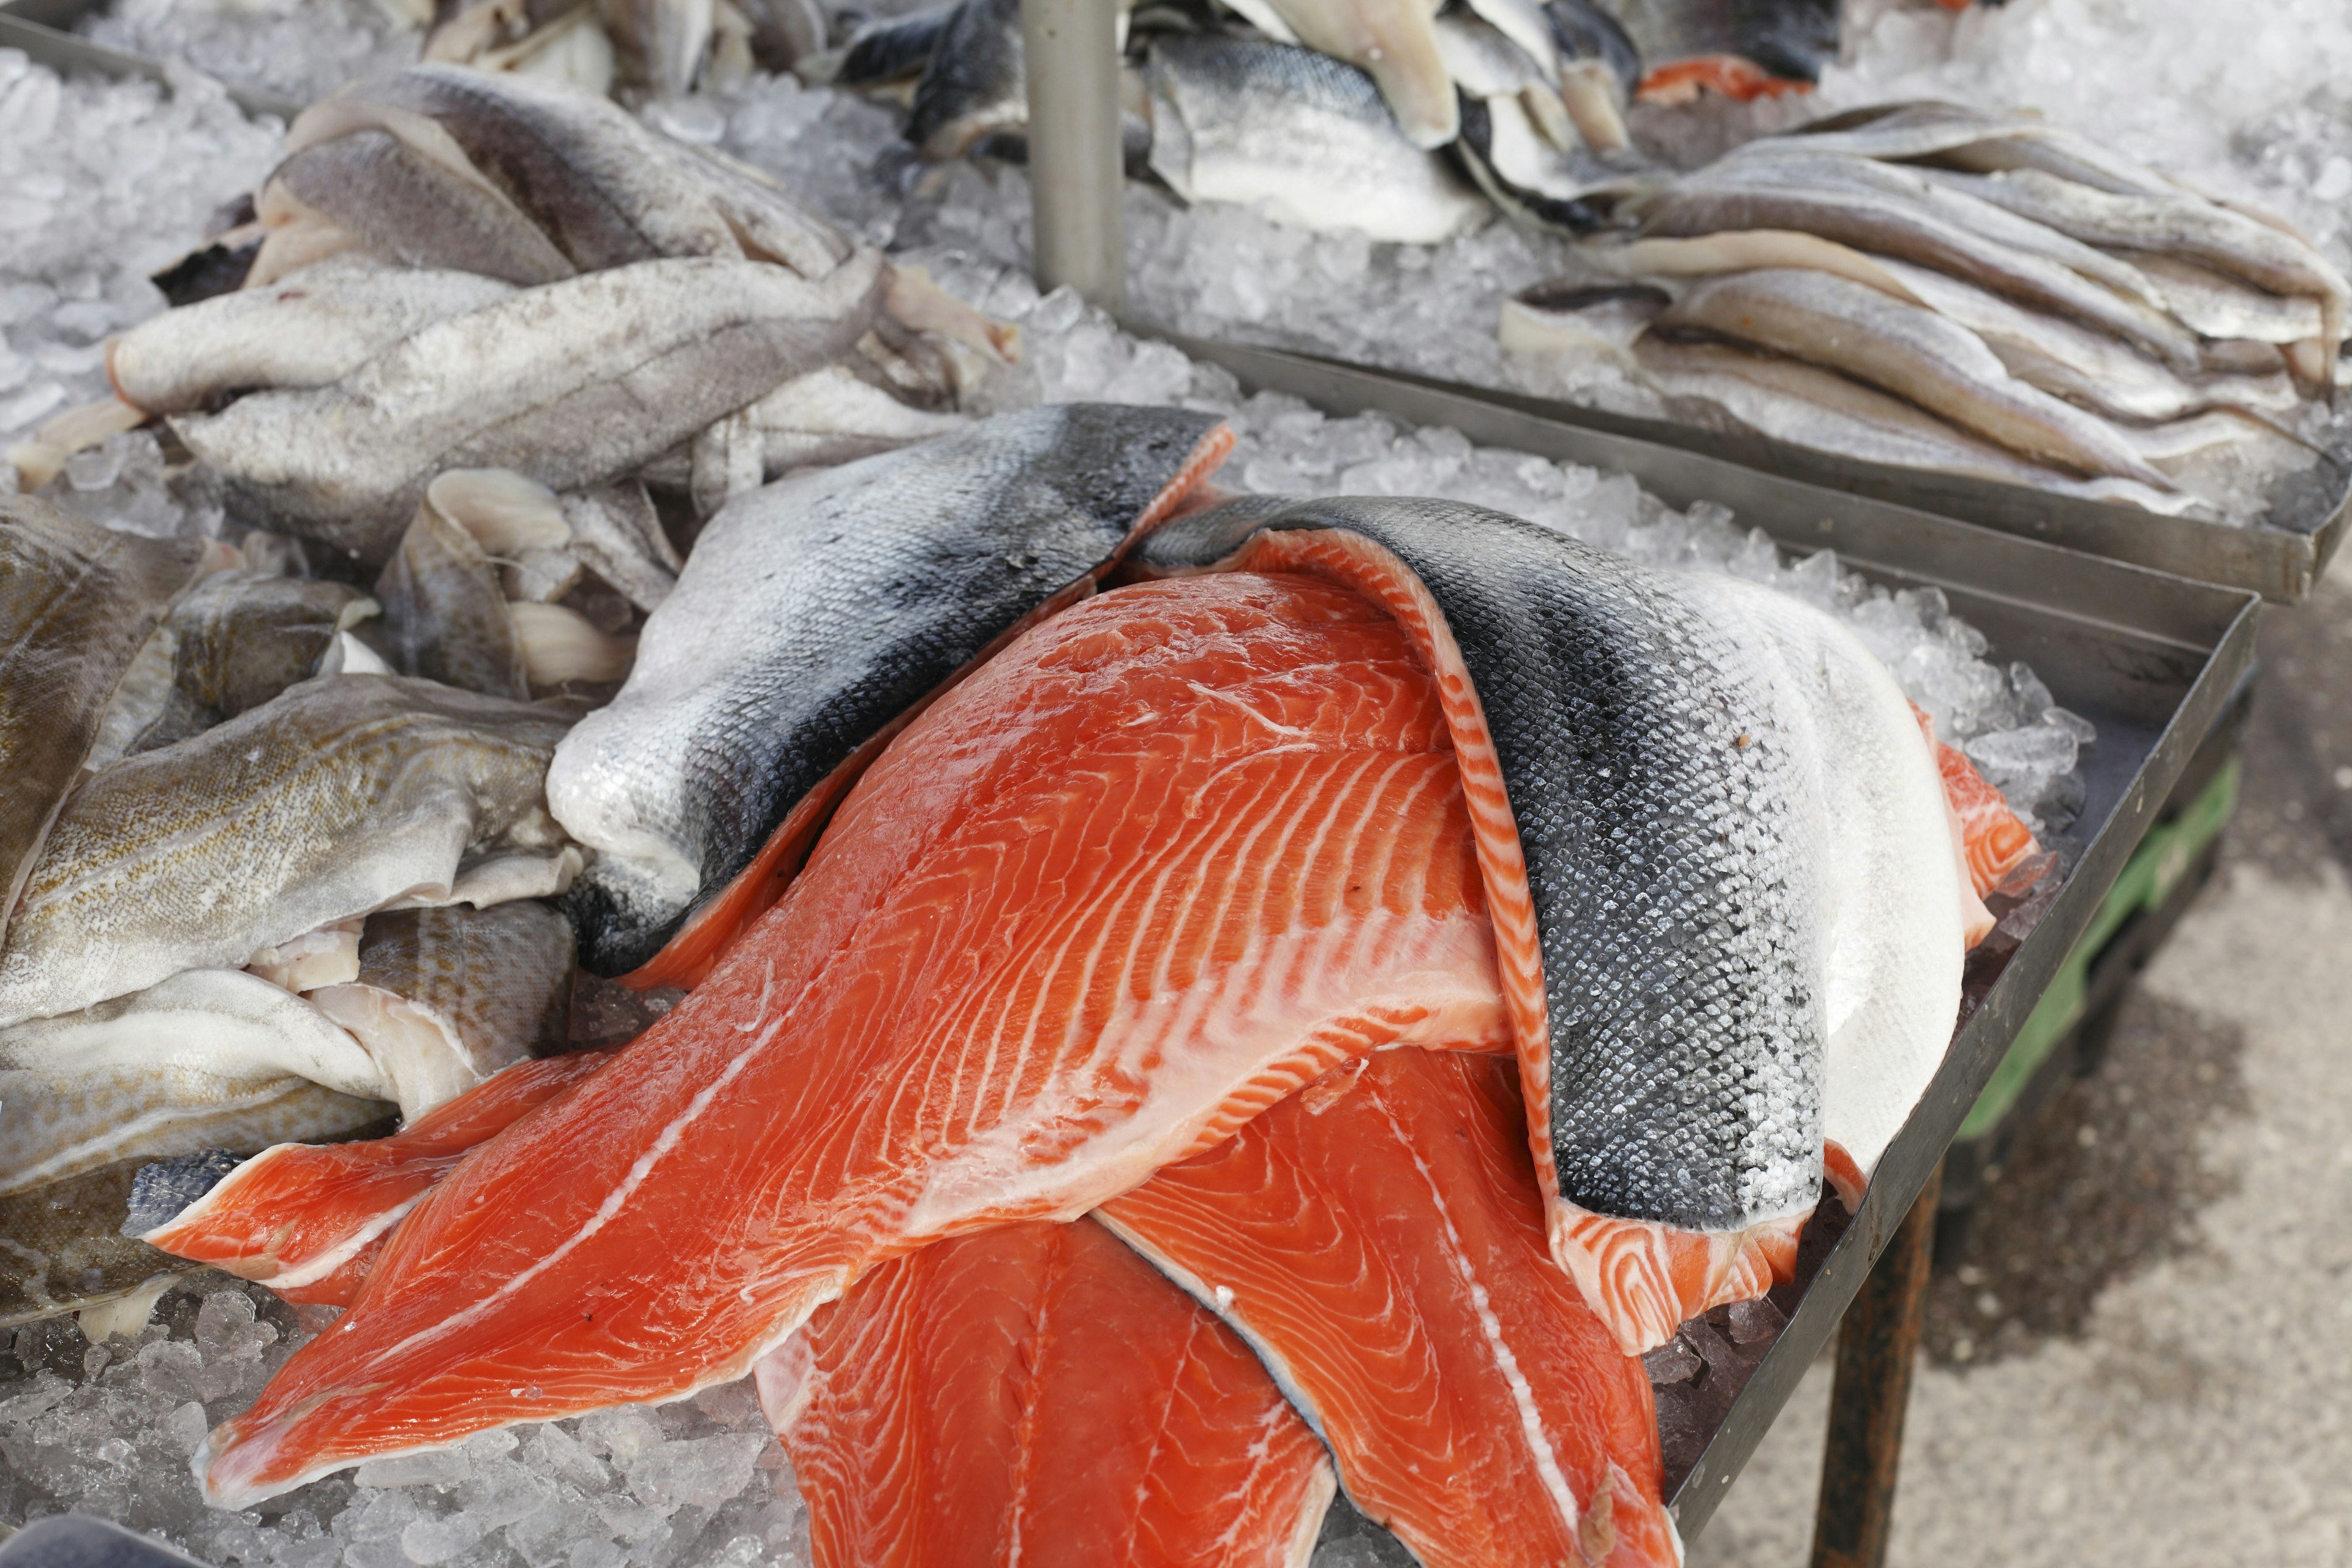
128, 571, 379, 755
375, 503, 528, 699
171, 252, 889, 564
0, 497, 210, 951
311, 66, 852, 279
1657, 270, 2178, 488
547, 404, 1231, 979
0, 675, 575, 1028
268, 129, 577, 287
106, 258, 516, 417
355, 903, 575, 1067
1137, 496, 1824, 1245
1, 1158, 209, 1329
1145, 36, 1488, 247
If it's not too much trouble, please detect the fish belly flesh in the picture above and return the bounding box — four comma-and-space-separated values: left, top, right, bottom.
143, 1050, 611, 1306
1136, 497, 1960, 1352
195, 570, 1508, 1504
755, 1218, 1335, 1568
0, 497, 210, 949
0, 674, 575, 1027
1101, 1048, 1680, 1568
547, 405, 1232, 984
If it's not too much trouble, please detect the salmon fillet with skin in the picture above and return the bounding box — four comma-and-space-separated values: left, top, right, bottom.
1101, 1048, 1681, 1568
143, 1050, 614, 1306
196, 572, 1509, 1505
752, 1218, 1335, 1568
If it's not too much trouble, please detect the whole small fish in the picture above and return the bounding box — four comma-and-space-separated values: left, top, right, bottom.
1791, 100, 2186, 199
106, 257, 517, 417
116, 571, 383, 756
547, 403, 1232, 981
1657, 269, 2178, 487
307, 902, 576, 1116
1144, 35, 1488, 244
0, 675, 576, 1027
172, 252, 889, 564
0, 499, 211, 949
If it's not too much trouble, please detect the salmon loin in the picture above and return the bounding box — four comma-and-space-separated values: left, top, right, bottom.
144, 1050, 613, 1305
1102, 1049, 1681, 1568
196, 571, 1509, 1504
753, 1218, 1335, 1568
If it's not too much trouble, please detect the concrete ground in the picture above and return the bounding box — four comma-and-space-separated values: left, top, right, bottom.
1689, 578, 2352, 1566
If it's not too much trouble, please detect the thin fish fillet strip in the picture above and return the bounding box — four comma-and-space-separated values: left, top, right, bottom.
1101, 1049, 1680, 1568
143, 1051, 613, 1306
753, 1218, 1333, 1568
197, 572, 1508, 1504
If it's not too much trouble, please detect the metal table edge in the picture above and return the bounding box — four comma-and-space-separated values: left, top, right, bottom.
1138, 325, 2348, 605
1665, 586, 2260, 1537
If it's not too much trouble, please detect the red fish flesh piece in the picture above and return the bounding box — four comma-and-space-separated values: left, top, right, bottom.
143, 1051, 612, 1306
197, 571, 1507, 1504
1102, 1047, 1680, 1568
753, 1217, 1333, 1568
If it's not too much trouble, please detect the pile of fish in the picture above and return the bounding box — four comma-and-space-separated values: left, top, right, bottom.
1500, 100, 2350, 511
4, 337, 2048, 1561
360, 0, 832, 102
833, 0, 1841, 245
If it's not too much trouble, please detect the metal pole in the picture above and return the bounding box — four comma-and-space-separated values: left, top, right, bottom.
1021, 0, 1125, 314
1809, 1161, 1943, 1568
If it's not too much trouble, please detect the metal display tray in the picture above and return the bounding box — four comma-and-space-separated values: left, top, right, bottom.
1163, 331, 2260, 1541
0, 0, 300, 120
1158, 338, 2350, 606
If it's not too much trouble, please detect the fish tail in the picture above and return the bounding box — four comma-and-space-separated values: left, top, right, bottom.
1547, 1205, 1804, 1355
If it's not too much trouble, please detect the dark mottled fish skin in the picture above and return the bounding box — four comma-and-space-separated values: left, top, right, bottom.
0, 497, 209, 951
905, 0, 1025, 159
1137, 496, 1822, 1232
375, 505, 528, 700
1604, 0, 1837, 83
548, 405, 1230, 976
839, 3, 954, 86
271, 130, 577, 288
124, 1150, 245, 1236
131, 573, 375, 754
1, 1159, 204, 1329
358, 903, 575, 1061
338, 66, 851, 281
1544, 0, 1640, 95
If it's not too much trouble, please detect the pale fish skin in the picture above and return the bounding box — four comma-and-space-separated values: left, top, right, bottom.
1251, 0, 1458, 149
107, 257, 516, 417
1657, 269, 2177, 488
0, 674, 576, 1028
172, 251, 890, 564
0, 497, 211, 950
309, 901, 575, 1117
0, 970, 394, 1329
1144, 36, 1487, 246
266, 127, 578, 288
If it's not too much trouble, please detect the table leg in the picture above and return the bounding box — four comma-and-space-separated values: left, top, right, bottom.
1808, 1161, 1943, 1568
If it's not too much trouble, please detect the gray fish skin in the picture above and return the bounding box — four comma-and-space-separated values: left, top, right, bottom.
0, 497, 209, 951
1600, 0, 1837, 85
0, 674, 575, 1028
376, 503, 529, 699
1145, 36, 1488, 246
1659, 269, 2176, 488
2129, 252, 2326, 345
560, 481, 681, 612
107, 259, 516, 417
173, 251, 889, 565
358, 903, 574, 1066
1254, 0, 1458, 149
547, 404, 1229, 976
270, 129, 577, 288
1137, 495, 1826, 1234
839, 2, 952, 86
130, 571, 380, 754
296, 66, 853, 281
741, 363, 970, 479
1642, 162, 2199, 372
906, 0, 1023, 159
1791, 101, 2179, 197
